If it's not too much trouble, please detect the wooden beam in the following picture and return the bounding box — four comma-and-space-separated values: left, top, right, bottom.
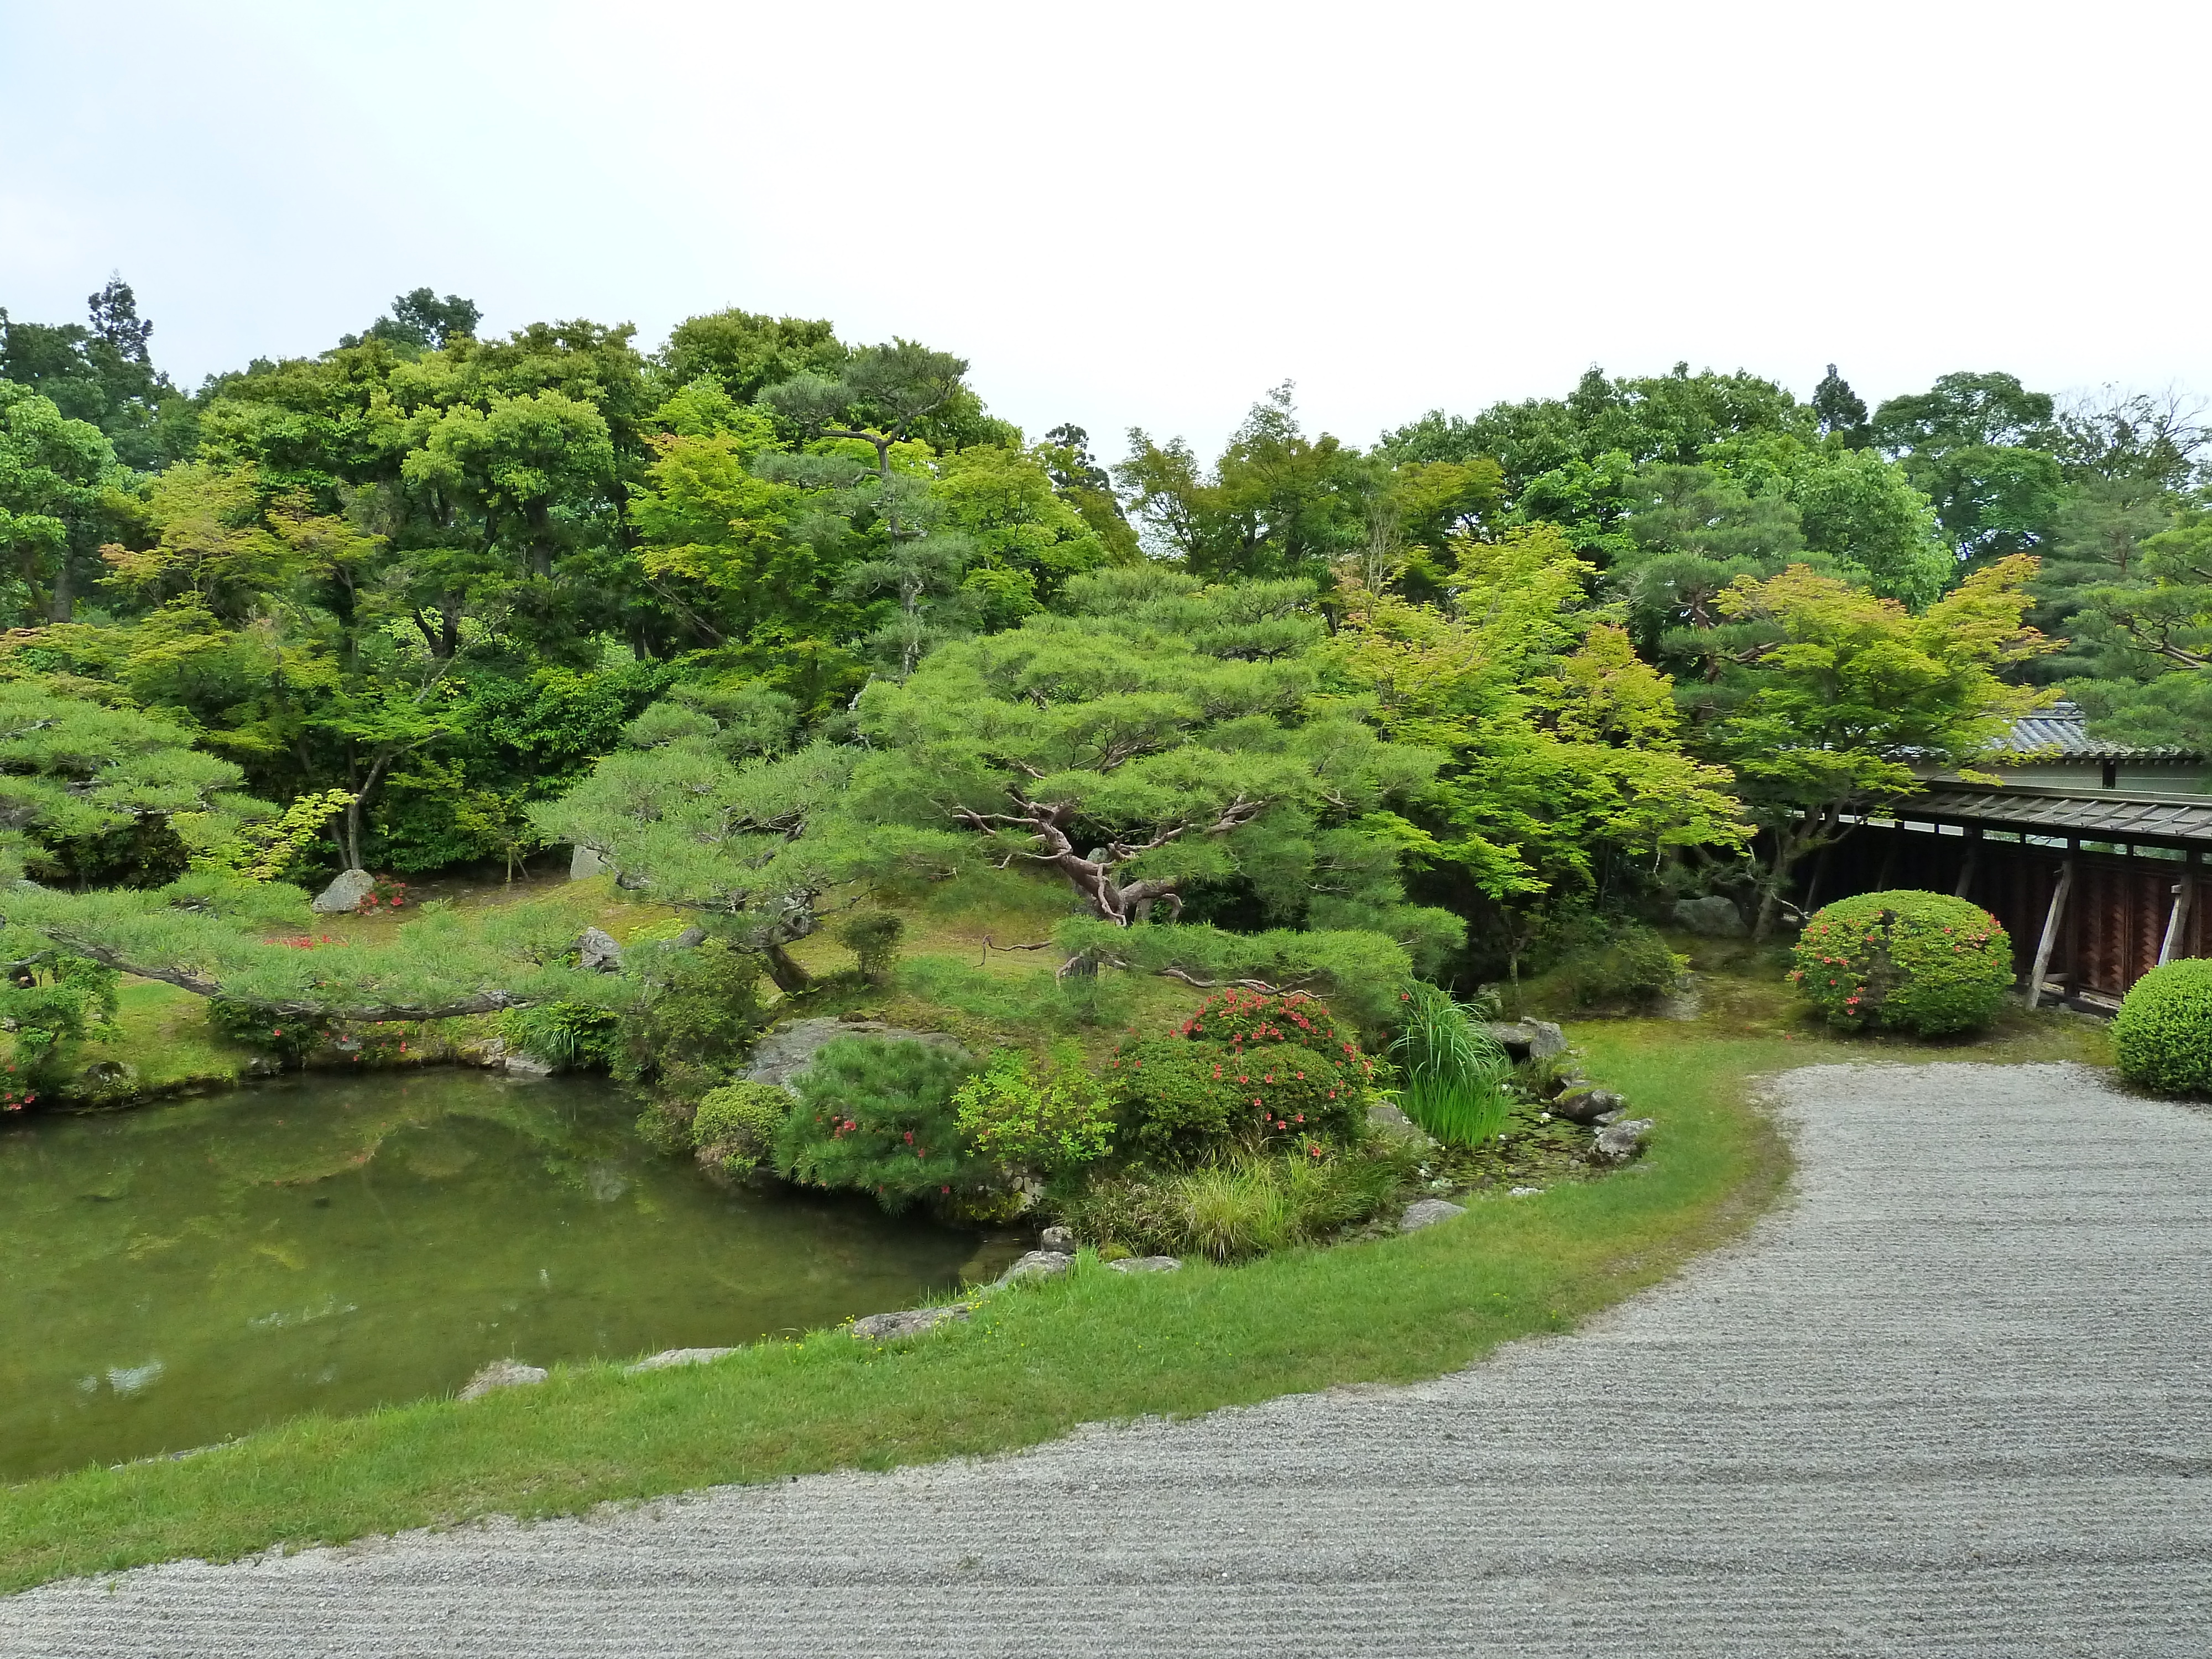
2026, 859, 2074, 1010
2159, 876, 2195, 966
1953, 828, 1981, 900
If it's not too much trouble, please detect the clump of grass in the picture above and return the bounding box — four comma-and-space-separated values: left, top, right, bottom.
1058, 1149, 1410, 1260
1390, 982, 1514, 1147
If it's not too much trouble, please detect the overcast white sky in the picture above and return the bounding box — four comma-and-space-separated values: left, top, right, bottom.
3, 1, 2205, 461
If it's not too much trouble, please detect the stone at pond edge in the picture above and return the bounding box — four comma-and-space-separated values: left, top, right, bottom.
1399, 1198, 1467, 1232
459, 1359, 548, 1401
1038, 1225, 1076, 1254
1552, 1087, 1625, 1126
851, 1305, 971, 1342
578, 927, 623, 972
570, 844, 607, 880
624, 1347, 736, 1374
1594, 1118, 1656, 1164
1482, 1020, 1567, 1062
1366, 1102, 1437, 1147
995, 1250, 1074, 1287
311, 868, 377, 915
1105, 1256, 1182, 1274
503, 1052, 557, 1079
1672, 895, 1748, 937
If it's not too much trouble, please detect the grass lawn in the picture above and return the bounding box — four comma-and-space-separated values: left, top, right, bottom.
0, 923, 2114, 1595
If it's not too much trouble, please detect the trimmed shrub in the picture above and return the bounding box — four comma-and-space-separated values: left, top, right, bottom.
2112, 959, 2212, 1095
773, 1036, 984, 1213
1548, 919, 1686, 1008
1788, 890, 2013, 1035
691, 1080, 794, 1175
952, 1046, 1114, 1176
833, 912, 905, 984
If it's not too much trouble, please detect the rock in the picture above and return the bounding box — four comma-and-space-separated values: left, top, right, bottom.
1594, 1118, 1656, 1164
1481, 1020, 1567, 1063
1510, 1186, 1543, 1197
623, 1347, 735, 1374
1672, 895, 1747, 937
569, 843, 607, 880
995, 1250, 1074, 1287
503, 1052, 557, 1079
1399, 1197, 1468, 1233
311, 868, 377, 915
458, 1359, 548, 1401
243, 1053, 283, 1079
672, 925, 708, 948
1366, 1102, 1437, 1146
1105, 1256, 1182, 1274
740, 1018, 969, 1093
578, 927, 623, 972
851, 1305, 971, 1342
1038, 1226, 1077, 1255
1552, 1086, 1625, 1125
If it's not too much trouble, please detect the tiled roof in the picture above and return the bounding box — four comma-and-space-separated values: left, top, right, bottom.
1901, 784, 2212, 845
1997, 701, 2200, 761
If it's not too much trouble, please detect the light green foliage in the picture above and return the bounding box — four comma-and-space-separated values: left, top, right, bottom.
2111, 959, 2212, 1095
1389, 982, 1513, 1145
1053, 919, 1416, 1031
832, 911, 905, 984
1788, 890, 2013, 1035
691, 1081, 795, 1175
1056, 1149, 1408, 1260
0, 955, 119, 1099
0, 380, 131, 625
933, 442, 1109, 619
1689, 560, 2052, 937
952, 1046, 1114, 1175
774, 1036, 983, 1213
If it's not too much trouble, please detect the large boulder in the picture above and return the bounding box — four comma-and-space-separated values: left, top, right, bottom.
995, 1250, 1074, 1287
1105, 1256, 1182, 1274
740, 1018, 969, 1094
1481, 1020, 1567, 1063
311, 868, 377, 915
578, 927, 623, 972
1552, 1086, 1625, 1126
569, 844, 607, 879
1672, 895, 1747, 937
1366, 1101, 1437, 1147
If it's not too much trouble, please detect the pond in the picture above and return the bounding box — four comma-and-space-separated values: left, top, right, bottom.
0, 1070, 989, 1482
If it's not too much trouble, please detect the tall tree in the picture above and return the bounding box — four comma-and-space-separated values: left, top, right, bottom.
1811, 364, 1871, 448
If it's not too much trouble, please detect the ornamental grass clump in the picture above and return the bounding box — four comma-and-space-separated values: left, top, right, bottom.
2111, 959, 2212, 1095
1102, 989, 1373, 1162
1389, 982, 1514, 1147
1788, 890, 2013, 1036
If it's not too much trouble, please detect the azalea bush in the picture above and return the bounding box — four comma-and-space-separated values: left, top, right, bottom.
1788, 890, 2013, 1035
691, 1079, 794, 1175
1103, 989, 1373, 1162
2111, 959, 2212, 1095
773, 1035, 986, 1213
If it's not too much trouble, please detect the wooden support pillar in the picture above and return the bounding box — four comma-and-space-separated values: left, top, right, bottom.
2026, 858, 2074, 1010
1953, 828, 1981, 900
2162, 852, 2200, 966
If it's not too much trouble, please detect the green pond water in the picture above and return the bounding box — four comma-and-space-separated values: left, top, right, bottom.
0, 1070, 989, 1482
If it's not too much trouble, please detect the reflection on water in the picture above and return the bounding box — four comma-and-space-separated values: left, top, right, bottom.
0, 1071, 978, 1481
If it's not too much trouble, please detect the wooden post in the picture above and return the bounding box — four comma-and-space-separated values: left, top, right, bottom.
2026, 859, 2074, 1010
1953, 828, 1981, 900
2160, 874, 2195, 966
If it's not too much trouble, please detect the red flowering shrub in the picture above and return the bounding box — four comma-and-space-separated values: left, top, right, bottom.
1788, 890, 2012, 1035
1105, 992, 1372, 1161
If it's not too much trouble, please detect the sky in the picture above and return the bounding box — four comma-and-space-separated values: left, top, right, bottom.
3, 0, 2207, 461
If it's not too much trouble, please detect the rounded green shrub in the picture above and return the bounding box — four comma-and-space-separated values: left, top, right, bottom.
952, 1046, 1114, 1175
1788, 890, 2012, 1035
774, 1036, 986, 1212
691, 1079, 793, 1175
2112, 959, 2212, 1095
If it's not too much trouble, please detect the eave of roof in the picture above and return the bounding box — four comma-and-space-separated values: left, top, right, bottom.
1882, 781, 2212, 847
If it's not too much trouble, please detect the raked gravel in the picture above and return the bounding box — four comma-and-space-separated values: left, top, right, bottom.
6, 1061, 2211, 1657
